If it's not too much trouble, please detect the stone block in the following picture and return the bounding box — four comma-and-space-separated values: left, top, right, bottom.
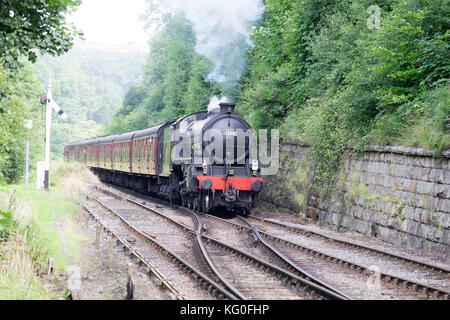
412, 157, 422, 167
389, 229, 403, 246
383, 153, 394, 163
350, 206, 363, 219
437, 199, 450, 213
418, 224, 437, 241
418, 196, 439, 212
404, 206, 421, 222
362, 208, 375, 222
406, 166, 430, 181
428, 211, 442, 227
437, 213, 450, 229
361, 160, 369, 172
387, 216, 399, 228
421, 157, 435, 168
331, 213, 341, 226
374, 213, 389, 226
429, 169, 445, 183
436, 183, 449, 199
444, 171, 450, 185
367, 162, 375, 173
388, 230, 400, 247
389, 164, 403, 177
416, 181, 435, 196
318, 210, 329, 223
393, 155, 407, 165
382, 175, 395, 188
400, 220, 419, 235
377, 162, 389, 174
354, 159, 363, 171
355, 219, 370, 234
405, 234, 424, 250
376, 225, 390, 242
443, 230, 449, 246
423, 240, 449, 254
397, 181, 407, 193
410, 181, 418, 193
433, 228, 445, 243
419, 209, 433, 224
432, 158, 444, 169
392, 190, 416, 207
384, 201, 395, 215
375, 173, 385, 186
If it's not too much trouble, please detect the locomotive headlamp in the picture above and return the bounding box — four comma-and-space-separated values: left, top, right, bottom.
252, 159, 259, 171
229, 169, 234, 176
202, 159, 208, 174
201, 178, 212, 190
251, 180, 262, 192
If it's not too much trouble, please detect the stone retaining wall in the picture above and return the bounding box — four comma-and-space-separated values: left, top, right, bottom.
260, 143, 449, 254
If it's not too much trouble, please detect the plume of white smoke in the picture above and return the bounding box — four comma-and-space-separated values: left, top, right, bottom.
156, 0, 265, 85
207, 96, 229, 113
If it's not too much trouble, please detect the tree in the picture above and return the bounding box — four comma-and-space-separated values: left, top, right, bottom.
105, 14, 221, 133
0, 63, 45, 183
0, 0, 82, 69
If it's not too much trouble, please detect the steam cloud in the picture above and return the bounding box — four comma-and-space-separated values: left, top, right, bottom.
160, 0, 265, 85
207, 96, 229, 112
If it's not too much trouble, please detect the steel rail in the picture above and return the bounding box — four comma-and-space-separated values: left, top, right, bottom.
127, 198, 246, 299
201, 212, 351, 299
92, 197, 238, 300
249, 215, 450, 276
238, 215, 352, 300
128, 198, 348, 300
205, 213, 450, 300
79, 201, 184, 300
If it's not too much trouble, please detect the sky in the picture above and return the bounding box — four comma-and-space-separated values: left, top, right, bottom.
68, 0, 149, 46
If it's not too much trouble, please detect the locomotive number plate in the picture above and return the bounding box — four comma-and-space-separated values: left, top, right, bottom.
224, 130, 237, 136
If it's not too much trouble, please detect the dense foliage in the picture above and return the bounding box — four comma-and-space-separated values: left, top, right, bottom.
0, 0, 82, 183
33, 46, 146, 156
0, 64, 45, 183
237, 0, 449, 191
0, 0, 82, 69
105, 15, 220, 134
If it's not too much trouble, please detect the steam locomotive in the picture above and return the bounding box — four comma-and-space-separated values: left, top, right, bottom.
64, 102, 263, 213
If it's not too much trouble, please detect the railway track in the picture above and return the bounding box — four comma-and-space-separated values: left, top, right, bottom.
249, 214, 450, 277
79, 202, 183, 300
203, 213, 450, 299
91, 184, 449, 299
81, 197, 232, 300
92, 185, 347, 300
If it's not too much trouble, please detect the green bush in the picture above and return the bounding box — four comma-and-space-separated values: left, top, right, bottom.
0, 209, 16, 239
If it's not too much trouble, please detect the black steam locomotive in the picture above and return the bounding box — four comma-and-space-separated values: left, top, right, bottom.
64, 102, 263, 213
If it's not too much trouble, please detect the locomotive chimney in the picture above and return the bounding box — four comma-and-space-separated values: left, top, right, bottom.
219, 102, 236, 114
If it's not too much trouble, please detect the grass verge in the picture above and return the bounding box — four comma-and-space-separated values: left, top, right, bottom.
0, 162, 98, 299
